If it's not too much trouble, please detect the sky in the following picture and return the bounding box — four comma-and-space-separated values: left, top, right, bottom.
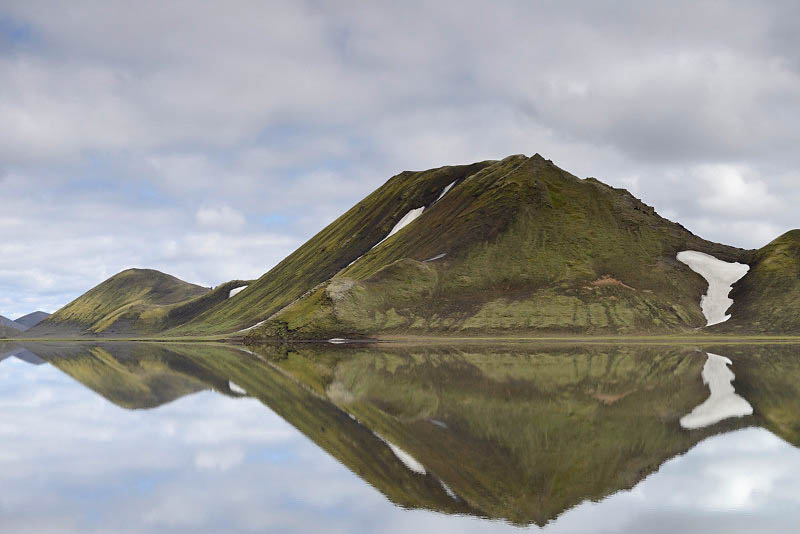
1, 0, 799, 317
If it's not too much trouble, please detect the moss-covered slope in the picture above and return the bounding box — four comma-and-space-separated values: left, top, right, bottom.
26, 269, 226, 337
170, 161, 493, 335
247, 154, 749, 339
715, 230, 800, 335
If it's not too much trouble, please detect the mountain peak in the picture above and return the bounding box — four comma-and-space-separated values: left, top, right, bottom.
229, 154, 756, 339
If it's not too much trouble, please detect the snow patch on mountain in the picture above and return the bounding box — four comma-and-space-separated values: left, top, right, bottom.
228, 285, 248, 298
680, 353, 753, 429
677, 250, 750, 326
235, 319, 267, 333
228, 381, 247, 395
435, 180, 456, 202
373, 206, 426, 249
424, 253, 447, 262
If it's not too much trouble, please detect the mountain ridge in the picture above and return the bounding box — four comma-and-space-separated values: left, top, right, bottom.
241, 154, 763, 339
19, 153, 799, 338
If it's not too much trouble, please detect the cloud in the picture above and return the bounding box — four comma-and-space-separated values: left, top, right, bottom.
195, 206, 246, 231
693, 165, 783, 216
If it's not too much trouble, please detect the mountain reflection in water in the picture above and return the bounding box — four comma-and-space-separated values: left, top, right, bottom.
0, 341, 799, 533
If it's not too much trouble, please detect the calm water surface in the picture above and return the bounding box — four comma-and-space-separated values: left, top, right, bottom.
1, 341, 799, 533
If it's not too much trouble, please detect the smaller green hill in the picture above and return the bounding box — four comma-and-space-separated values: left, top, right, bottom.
717, 230, 800, 334
27, 269, 214, 337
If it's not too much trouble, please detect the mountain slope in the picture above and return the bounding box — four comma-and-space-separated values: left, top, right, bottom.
27, 269, 212, 337
14, 311, 50, 329
715, 230, 800, 334
0, 315, 26, 337
170, 161, 493, 335
242, 154, 750, 339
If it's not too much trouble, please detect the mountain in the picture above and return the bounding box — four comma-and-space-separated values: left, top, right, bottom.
26, 153, 795, 338
26, 269, 224, 337
714, 230, 800, 334
0, 315, 26, 338
169, 161, 492, 335
228, 154, 753, 340
14, 311, 51, 329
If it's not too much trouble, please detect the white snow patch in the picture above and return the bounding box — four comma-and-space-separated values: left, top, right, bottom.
373, 206, 425, 249
375, 433, 426, 475
428, 418, 448, 428
677, 250, 750, 326
435, 180, 457, 202
345, 255, 362, 269
344, 204, 433, 271
424, 253, 447, 262
228, 381, 247, 395
235, 320, 267, 334
680, 352, 753, 430
228, 285, 248, 298
440, 480, 458, 500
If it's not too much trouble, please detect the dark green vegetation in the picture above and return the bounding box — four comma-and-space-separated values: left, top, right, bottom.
14, 341, 800, 525
27, 268, 251, 338
715, 230, 800, 335
244, 154, 756, 339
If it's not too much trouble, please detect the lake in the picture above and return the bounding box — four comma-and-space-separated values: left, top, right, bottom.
1, 341, 799, 533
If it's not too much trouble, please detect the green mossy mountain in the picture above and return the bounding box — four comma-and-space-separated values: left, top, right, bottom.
714, 230, 800, 335
23, 153, 797, 338
170, 161, 493, 335
27, 269, 251, 338
242, 154, 751, 339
